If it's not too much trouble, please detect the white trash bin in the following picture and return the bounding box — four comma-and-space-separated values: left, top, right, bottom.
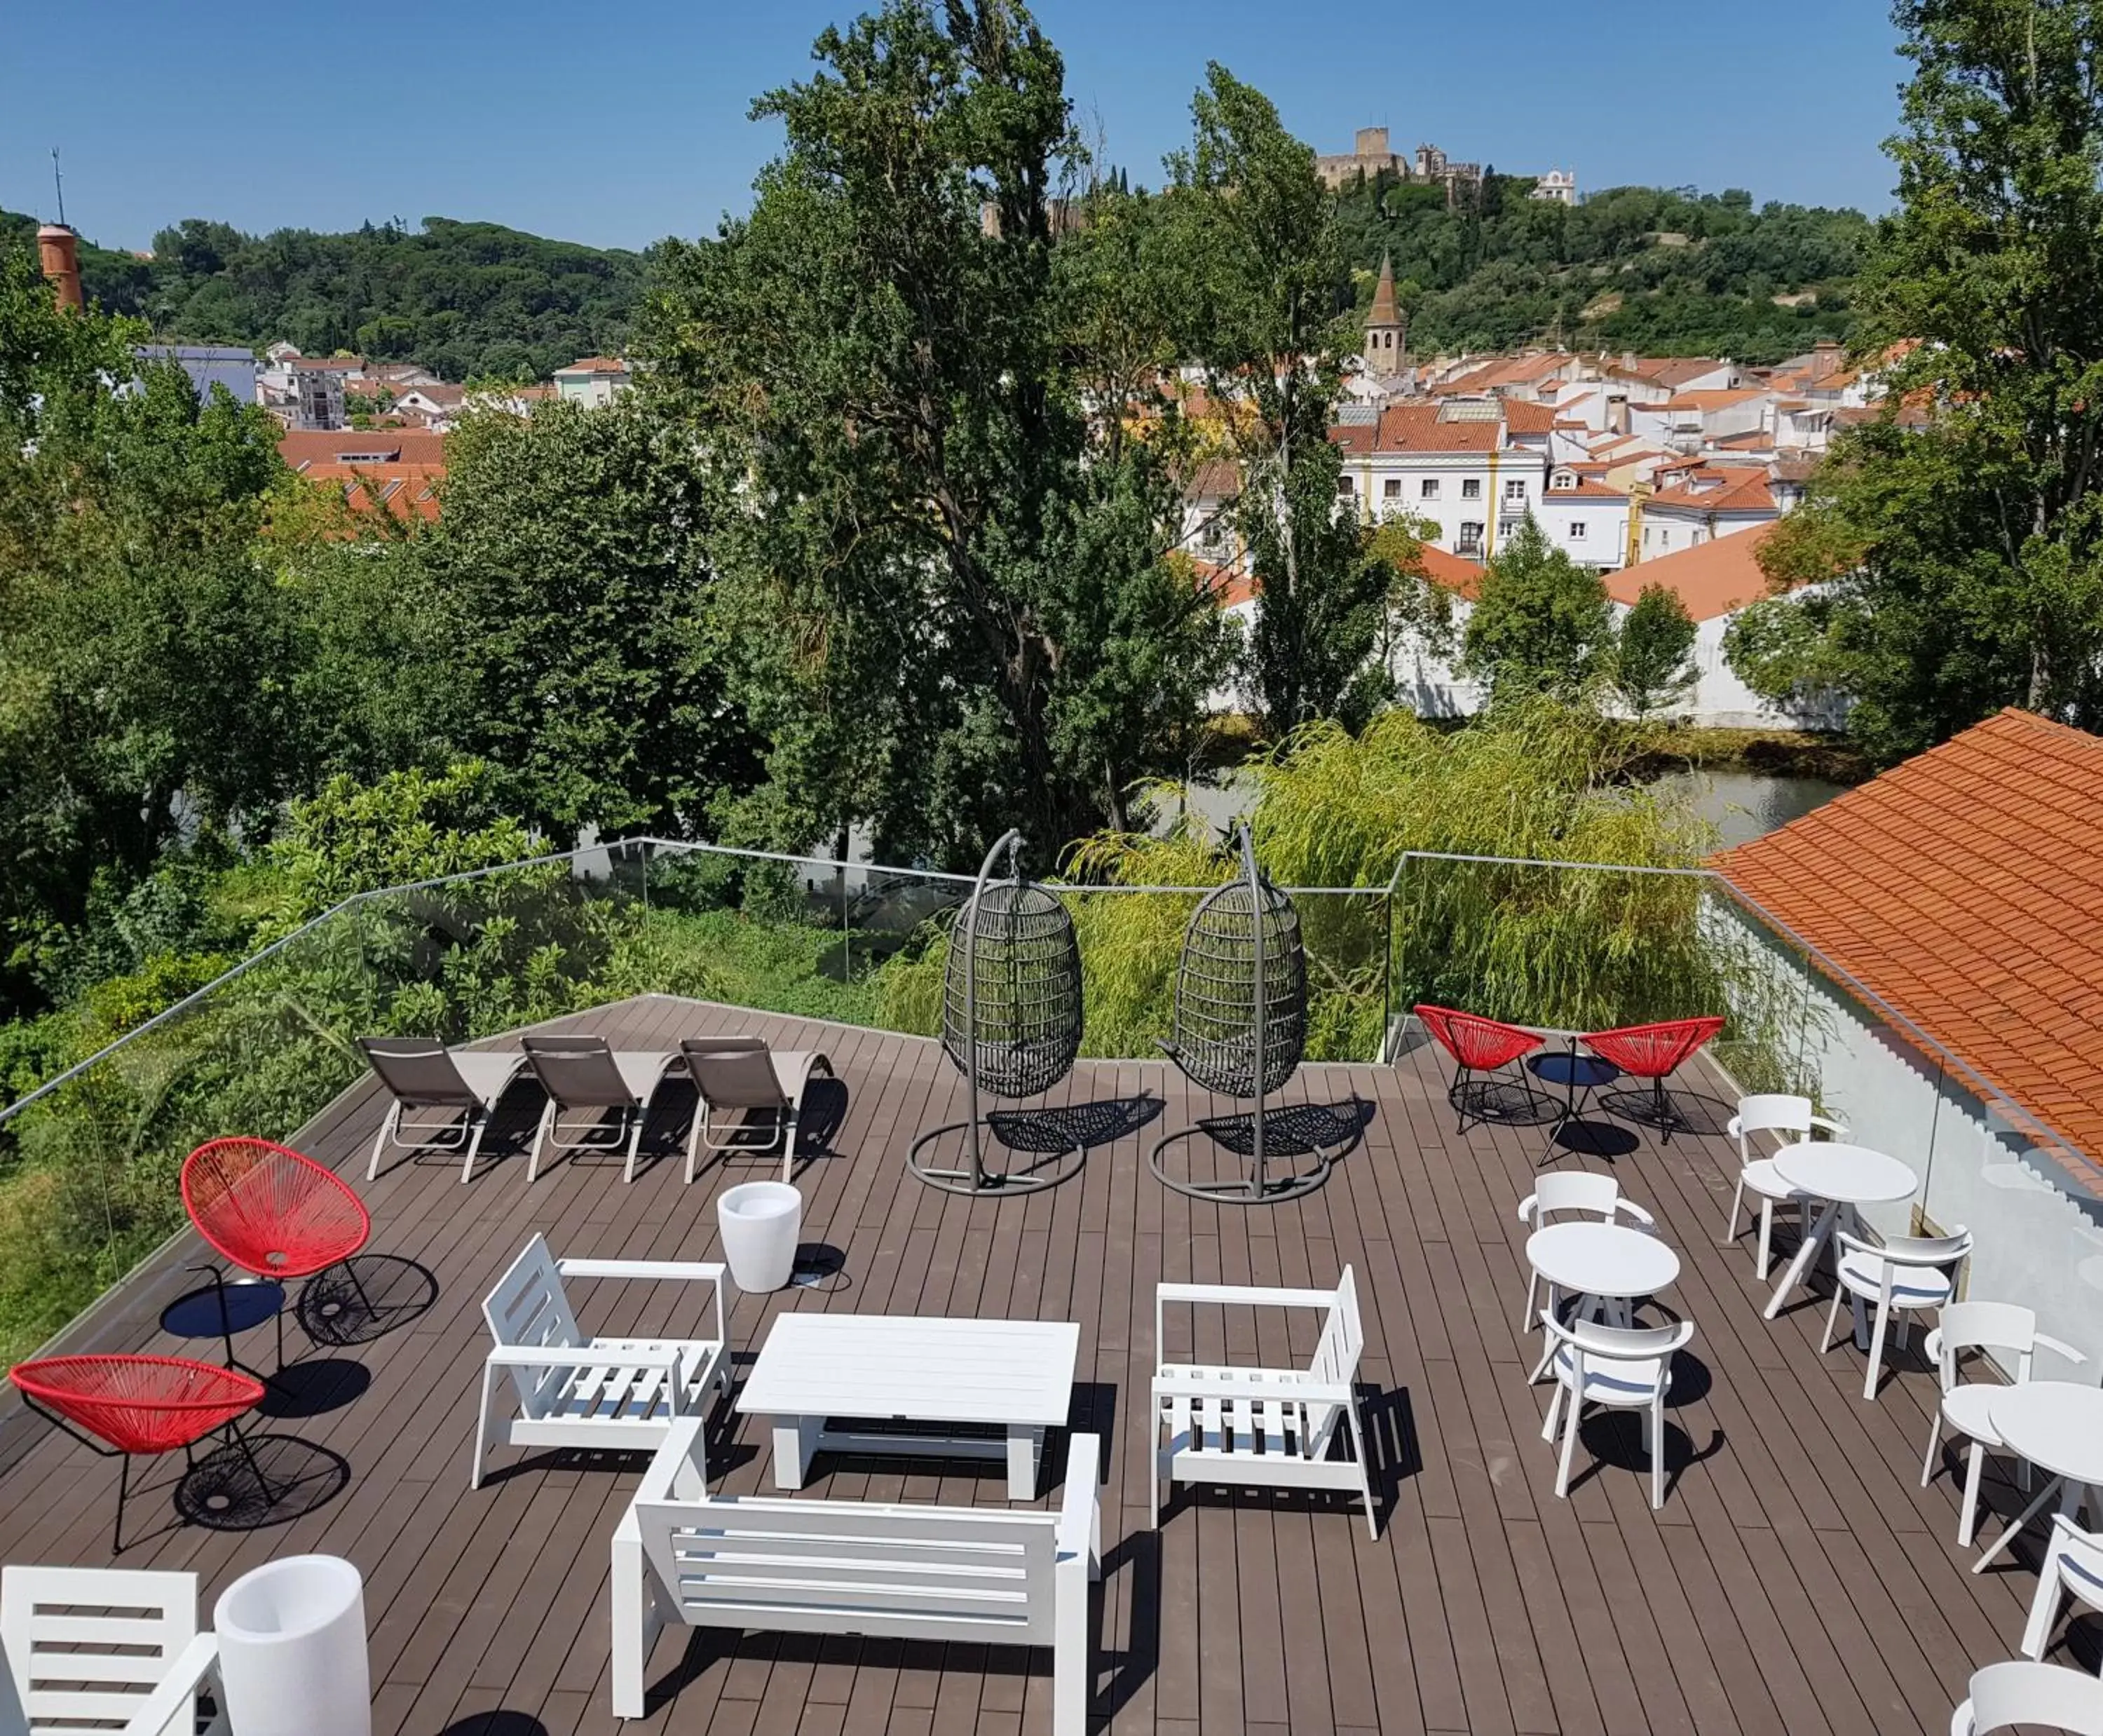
213, 1553, 371, 1736
718, 1181, 803, 1292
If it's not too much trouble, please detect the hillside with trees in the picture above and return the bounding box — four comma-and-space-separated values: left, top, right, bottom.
4, 168, 1869, 383
1334, 175, 1871, 364
1, 208, 643, 381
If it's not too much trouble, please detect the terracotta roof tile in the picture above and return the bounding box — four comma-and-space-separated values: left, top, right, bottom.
1714, 710, 2103, 1167
1605, 521, 1774, 621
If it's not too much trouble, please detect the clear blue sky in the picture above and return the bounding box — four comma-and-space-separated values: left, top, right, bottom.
2, 0, 1908, 255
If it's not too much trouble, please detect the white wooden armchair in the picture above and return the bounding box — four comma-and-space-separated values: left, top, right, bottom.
471, 1233, 728, 1490
1, 1565, 225, 1736
1151, 1266, 1378, 1538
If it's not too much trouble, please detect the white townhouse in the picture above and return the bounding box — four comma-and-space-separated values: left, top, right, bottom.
1332, 403, 1549, 563
1534, 466, 1631, 571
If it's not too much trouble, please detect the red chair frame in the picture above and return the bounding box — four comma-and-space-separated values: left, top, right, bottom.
1580, 1016, 1727, 1144
1415, 1005, 1547, 1133
182, 1137, 373, 1367
10, 1354, 268, 1552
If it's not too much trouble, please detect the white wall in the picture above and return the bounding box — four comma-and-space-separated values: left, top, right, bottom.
1717, 900, 2103, 1374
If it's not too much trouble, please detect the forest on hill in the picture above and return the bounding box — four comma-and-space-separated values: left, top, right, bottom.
1333, 175, 1870, 365
0, 209, 643, 382
6, 166, 1868, 381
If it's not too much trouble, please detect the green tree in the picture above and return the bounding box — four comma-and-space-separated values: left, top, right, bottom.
641, 0, 1230, 861
1460, 516, 1616, 701
1735, 1, 2103, 757
415, 400, 763, 839
1614, 583, 1699, 718
1165, 66, 1381, 733
0, 242, 293, 1012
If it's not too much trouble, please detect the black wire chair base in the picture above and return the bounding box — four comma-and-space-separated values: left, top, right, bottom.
1147, 1108, 1350, 1206
906, 1118, 1084, 1196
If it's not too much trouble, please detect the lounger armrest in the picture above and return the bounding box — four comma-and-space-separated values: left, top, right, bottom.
558, 1257, 726, 1283
1155, 1282, 1342, 1310
486, 1343, 684, 1371
1152, 1371, 1356, 1406
2035, 1334, 2087, 1367
1807, 1114, 1849, 1137
125, 1632, 221, 1736
1615, 1201, 1657, 1229
1056, 1432, 1100, 1565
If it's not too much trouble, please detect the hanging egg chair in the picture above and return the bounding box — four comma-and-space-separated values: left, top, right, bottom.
907, 830, 1086, 1195
1150, 825, 1340, 1203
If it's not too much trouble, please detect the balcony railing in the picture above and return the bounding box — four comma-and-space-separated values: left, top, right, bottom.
1, 838, 2096, 1374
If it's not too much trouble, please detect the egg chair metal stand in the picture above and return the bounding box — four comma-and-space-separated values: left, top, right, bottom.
1150, 826, 1337, 1205
908, 830, 1086, 1196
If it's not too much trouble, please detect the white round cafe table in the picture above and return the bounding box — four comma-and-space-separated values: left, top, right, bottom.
1971, 1383, 2103, 1573
1762, 1141, 1918, 1323
1525, 1223, 1679, 1380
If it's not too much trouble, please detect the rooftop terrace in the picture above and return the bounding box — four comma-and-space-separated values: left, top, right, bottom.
0, 994, 2067, 1736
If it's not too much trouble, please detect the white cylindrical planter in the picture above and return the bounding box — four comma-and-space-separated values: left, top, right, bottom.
718, 1181, 803, 1291
213, 1554, 371, 1736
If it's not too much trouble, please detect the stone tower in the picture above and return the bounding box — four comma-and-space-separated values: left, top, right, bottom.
1363, 252, 1406, 379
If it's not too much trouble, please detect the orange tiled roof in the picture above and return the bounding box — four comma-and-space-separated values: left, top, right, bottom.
1647, 466, 1776, 515
280, 429, 447, 468
1713, 709, 2103, 1167
1662, 388, 1765, 409
1328, 405, 1504, 454
302, 461, 444, 524
1501, 400, 1556, 434
1544, 477, 1628, 500
556, 355, 629, 375
1413, 541, 1487, 599
1606, 521, 1774, 621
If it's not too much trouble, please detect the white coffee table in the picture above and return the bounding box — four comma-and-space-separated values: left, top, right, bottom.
1524, 1222, 1680, 1381
1762, 1142, 1918, 1335
737, 1313, 1082, 1499
1971, 1382, 2103, 1573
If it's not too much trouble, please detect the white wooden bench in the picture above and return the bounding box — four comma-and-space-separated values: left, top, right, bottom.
1152, 1266, 1380, 1537
472, 1233, 728, 1490
611, 1418, 1101, 1730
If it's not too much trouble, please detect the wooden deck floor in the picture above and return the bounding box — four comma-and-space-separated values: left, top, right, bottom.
0, 994, 2068, 1735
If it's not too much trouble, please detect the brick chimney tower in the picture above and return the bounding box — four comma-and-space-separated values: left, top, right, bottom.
37, 224, 83, 311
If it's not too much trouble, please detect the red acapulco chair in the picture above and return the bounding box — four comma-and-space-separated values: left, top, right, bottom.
182, 1137, 373, 1365
9, 1354, 268, 1551
1580, 1015, 1727, 1145
1414, 1005, 1547, 1133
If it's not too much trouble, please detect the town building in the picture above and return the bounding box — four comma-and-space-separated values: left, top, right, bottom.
1360, 253, 1407, 384
1532, 169, 1578, 204
1331, 402, 1549, 562
1713, 707, 2103, 1364
554, 357, 633, 407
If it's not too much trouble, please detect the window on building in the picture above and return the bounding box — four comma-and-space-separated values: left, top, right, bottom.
1383, 478, 1401, 499
1569, 521, 1586, 539
1504, 479, 1527, 502
1551, 471, 1574, 490
1461, 477, 1482, 499
1420, 479, 1440, 499
1457, 521, 1484, 551
1498, 517, 1521, 539
1337, 474, 1354, 495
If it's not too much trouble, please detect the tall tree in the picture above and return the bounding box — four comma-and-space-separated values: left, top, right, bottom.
0, 242, 292, 1010
1614, 583, 1700, 718
1164, 67, 1384, 733
1733, 0, 2103, 757
641, 0, 1229, 862
414, 400, 763, 839
1459, 516, 1617, 703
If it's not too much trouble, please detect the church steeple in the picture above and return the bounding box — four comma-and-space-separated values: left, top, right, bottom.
1363, 252, 1406, 379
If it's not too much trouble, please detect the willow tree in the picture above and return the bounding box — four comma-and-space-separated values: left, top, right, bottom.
640, 1, 1230, 864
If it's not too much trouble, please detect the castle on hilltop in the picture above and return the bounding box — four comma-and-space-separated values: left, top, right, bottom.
1314, 128, 1576, 208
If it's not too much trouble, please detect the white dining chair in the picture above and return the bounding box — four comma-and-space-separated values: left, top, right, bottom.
2023, 1516, 2103, 1675
1538, 1313, 1693, 1510
1922, 1301, 2085, 1547
1515, 1173, 1656, 1331
1822, 1226, 1972, 1401
1949, 1658, 2103, 1733
1724, 1093, 1846, 1278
